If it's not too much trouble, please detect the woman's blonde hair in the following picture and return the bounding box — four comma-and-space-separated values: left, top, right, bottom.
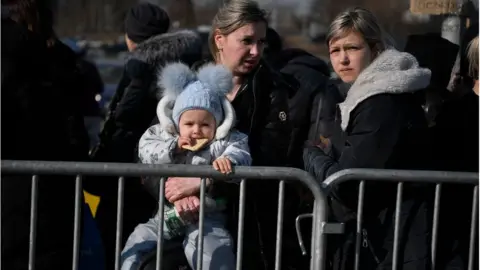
326, 7, 394, 54
467, 36, 479, 79
209, 0, 268, 60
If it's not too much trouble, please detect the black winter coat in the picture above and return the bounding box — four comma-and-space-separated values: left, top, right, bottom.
190, 56, 299, 269
2, 18, 89, 270
77, 59, 104, 117
230, 61, 297, 270
266, 48, 332, 168
303, 50, 433, 270
264, 48, 342, 268
430, 91, 479, 269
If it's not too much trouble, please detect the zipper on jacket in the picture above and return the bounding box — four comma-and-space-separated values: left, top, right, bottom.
362, 229, 369, 247
248, 65, 269, 269
362, 229, 381, 264
249, 65, 261, 134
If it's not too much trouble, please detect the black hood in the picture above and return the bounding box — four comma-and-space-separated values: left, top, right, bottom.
266, 48, 330, 76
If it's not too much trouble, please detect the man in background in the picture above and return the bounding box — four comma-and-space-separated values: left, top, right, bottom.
85, 3, 172, 269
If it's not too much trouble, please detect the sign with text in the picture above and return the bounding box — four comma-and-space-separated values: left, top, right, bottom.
410, 0, 460, 14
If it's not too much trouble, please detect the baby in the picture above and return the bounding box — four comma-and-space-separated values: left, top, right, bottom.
121, 63, 251, 270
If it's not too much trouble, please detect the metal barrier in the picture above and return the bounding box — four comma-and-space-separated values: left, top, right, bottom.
1, 160, 329, 270
322, 168, 479, 270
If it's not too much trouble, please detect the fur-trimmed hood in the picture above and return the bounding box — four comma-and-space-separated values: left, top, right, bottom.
339, 49, 431, 130
124, 30, 203, 99
128, 30, 203, 67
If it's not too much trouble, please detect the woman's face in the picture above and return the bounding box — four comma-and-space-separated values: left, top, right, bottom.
329, 31, 374, 84
215, 22, 267, 75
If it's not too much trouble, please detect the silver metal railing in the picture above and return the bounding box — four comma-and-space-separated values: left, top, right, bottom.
1, 160, 329, 270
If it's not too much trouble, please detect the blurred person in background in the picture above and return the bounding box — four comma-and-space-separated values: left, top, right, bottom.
38, 6, 90, 160
96, 2, 171, 141
403, 34, 459, 127
62, 38, 104, 151
447, 22, 479, 98
470, 37, 479, 94
85, 3, 204, 269
431, 35, 478, 269
2, 0, 89, 269
123, 2, 170, 52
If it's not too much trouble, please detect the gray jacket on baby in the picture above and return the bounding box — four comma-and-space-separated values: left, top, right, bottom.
138, 123, 251, 168
120, 124, 251, 270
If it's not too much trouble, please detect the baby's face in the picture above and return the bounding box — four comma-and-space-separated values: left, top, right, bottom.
178, 110, 216, 141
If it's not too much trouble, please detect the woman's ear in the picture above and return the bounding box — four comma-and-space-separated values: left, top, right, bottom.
214, 30, 225, 51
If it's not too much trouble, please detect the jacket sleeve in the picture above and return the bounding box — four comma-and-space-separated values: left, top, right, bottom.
138, 124, 178, 165
219, 131, 252, 166
303, 95, 402, 182
114, 59, 156, 130
308, 83, 344, 142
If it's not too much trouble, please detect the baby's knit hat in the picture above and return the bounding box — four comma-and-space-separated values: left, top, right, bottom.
156, 63, 236, 140
172, 80, 224, 127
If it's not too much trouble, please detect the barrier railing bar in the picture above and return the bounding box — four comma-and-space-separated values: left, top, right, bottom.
431, 183, 442, 270
324, 169, 478, 270
310, 202, 317, 270
196, 178, 207, 270
323, 169, 478, 187
29, 175, 39, 270
468, 185, 479, 270
313, 200, 327, 270
1, 160, 327, 270
274, 180, 286, 270
235, 180, 246, 270
0, 161, 321, 186
72, 175, 82, 270
114, 177, 125, 270
392, 182, 404, 270
354, 181, 366, 270
155, 178, 166, 270
0, 170, 2, 270
295, 213, 312, 256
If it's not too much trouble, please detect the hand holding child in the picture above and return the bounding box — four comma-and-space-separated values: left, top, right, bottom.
173, 196, 200, 223
165, 177, 202, 203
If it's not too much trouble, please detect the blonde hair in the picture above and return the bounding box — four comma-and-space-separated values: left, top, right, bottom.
326, 7, 394, 54
209, 0, 268, 60
467, 36, 479, 79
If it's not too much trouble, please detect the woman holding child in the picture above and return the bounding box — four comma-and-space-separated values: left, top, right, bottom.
128, 0, 300, 269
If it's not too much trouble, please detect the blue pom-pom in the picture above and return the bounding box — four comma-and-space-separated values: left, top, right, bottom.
197, 64, 233, 95
158, 62, 196, 99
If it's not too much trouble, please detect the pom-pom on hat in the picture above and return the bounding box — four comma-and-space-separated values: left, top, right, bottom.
156, 63, 236, 140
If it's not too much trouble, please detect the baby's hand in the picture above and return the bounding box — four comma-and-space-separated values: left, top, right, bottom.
177, 136, 192, 151
213, 157, 232, 174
